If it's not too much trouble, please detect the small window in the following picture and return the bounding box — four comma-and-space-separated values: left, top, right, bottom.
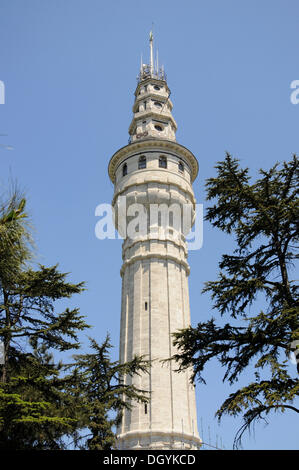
144, 101, 147, 110
155, 125, 163, 132
178, 161, 184, 172
122, 163, 127, 177
145, 302, 148, 311
144, 85, 148, 92
154, 101, 162, 108
138, 156, 146, 169
154, 85, 160, 91
144, 404, 148, 414
159, 156, 167, 169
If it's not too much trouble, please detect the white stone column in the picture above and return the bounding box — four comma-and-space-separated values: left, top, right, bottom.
108, 69, 201, 449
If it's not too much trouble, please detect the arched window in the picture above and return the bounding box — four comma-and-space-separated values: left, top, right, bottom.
159, 156, 167, 169
122, 163, 127, 177
178, 160, 184, 172
138, 155, 146, 169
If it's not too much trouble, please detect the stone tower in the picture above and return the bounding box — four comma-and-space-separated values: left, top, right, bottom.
108, 33, 201, 450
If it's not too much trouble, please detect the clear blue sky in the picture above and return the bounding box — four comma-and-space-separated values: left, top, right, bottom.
0, 0, 298, 450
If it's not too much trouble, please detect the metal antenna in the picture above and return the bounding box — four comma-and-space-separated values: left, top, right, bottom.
149, 30, 154, 77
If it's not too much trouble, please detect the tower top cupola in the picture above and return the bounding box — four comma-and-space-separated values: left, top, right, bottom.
129, 32, 177, 144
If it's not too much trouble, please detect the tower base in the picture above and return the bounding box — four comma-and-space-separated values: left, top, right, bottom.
116, 430, 202, 450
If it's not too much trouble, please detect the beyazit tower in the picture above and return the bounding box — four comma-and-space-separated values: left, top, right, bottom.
108, 32, 201, 450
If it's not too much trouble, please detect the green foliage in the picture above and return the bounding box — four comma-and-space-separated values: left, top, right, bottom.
0, 345, 78, 449
0, 189, 90, 448
67, 335, 150, 450
172, 154, 299, 448
0, 188, 32, 288
0, 262, 89, 384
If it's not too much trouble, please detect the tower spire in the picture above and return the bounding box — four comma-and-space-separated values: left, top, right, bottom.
149, 30, 154, 76
138, 32, 166, 83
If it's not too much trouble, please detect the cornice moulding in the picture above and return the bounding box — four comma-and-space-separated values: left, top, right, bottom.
108, 139, 199, 183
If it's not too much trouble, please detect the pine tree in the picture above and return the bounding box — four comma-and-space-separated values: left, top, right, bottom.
68, 336, 150, 450
171, 154, 299, 448
0, 263, 89, 385
0, 190, 90, 448
0, 342, 79, 449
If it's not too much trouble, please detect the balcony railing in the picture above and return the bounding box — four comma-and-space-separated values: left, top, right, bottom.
137, 64, 167, 83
